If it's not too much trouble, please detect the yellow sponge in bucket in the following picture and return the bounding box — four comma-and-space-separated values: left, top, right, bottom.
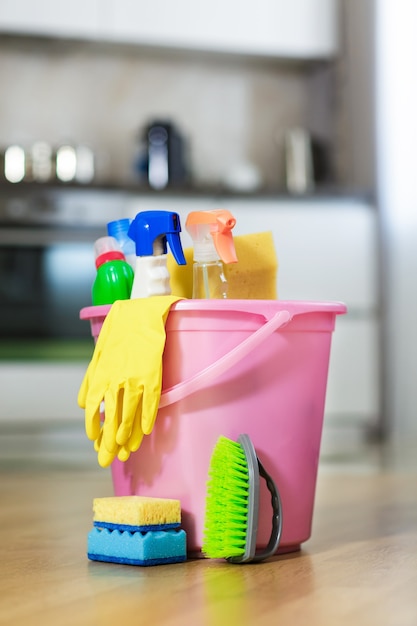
167, 231, 278, 299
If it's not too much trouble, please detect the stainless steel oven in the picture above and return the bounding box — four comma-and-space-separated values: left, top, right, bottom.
0, 186, 117, 359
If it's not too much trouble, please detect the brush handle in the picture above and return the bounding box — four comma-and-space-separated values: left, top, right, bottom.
159, 309, 291, 408
251, 458, 283, 563
227, 434, 283, 564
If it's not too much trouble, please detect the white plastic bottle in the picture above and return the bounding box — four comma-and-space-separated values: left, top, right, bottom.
127, 211, 186, 298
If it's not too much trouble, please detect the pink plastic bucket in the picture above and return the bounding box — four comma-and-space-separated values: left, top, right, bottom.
80, 299, 346, 556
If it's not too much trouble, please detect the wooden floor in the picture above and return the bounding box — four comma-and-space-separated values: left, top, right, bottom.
1, 439, 416, 626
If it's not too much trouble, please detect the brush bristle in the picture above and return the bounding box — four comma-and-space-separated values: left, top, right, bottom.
202, 436, 249, 559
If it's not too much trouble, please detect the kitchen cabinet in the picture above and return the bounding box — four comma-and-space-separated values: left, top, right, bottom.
0, 0, 100, 39
0, 0, 339, 60
0, 192, 379, 448
242, 198, 379, 443
99, 0, 339, 59
0, 362, 88, 423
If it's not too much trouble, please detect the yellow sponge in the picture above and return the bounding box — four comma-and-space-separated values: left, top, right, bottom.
93, 496, 181, 531
168, 231, 278, 299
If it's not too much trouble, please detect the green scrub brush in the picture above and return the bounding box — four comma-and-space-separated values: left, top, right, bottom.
202, 433, 283, 564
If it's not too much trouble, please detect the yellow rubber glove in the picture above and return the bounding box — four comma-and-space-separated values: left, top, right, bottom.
78, 295, 182, 467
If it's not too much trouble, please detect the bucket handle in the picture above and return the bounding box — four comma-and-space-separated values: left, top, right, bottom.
159, 309, 291, 408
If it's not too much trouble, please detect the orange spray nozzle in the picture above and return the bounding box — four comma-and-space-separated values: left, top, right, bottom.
185, 209, 238, 264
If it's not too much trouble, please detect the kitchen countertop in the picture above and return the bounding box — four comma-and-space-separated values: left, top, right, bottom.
0, 438, 416, 626
0, 179, 372, 201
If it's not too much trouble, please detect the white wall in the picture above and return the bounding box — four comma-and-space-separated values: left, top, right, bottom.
376, 1, 417, 436
0, 40, 314, 189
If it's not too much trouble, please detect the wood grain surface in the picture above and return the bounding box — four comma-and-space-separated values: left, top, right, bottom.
1, 442, 416, 626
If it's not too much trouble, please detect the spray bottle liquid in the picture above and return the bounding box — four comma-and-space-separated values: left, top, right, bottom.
92, 236, 134, 305
185, 209, 238, 299
127, 210, 186, 298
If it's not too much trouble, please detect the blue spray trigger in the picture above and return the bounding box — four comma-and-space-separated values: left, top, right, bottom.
128, 210, 186, 265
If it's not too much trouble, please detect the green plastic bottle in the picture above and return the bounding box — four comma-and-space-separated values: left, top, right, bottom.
92, 236, 134, 305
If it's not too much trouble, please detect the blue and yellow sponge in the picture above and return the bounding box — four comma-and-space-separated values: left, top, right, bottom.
87, 496, 187, 566
92, 495, 181, 531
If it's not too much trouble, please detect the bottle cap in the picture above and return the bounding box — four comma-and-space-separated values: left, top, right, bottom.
107, 218, 131, 239
94, 236, 125, 268
107, 218, 136, 258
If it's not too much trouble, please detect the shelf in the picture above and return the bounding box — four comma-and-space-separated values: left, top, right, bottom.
0, 180, 372, 202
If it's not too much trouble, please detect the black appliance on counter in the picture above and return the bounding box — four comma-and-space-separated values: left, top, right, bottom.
143, 120, 188, 190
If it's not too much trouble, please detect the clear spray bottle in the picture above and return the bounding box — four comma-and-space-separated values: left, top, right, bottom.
127, 210, 186, 298
185, 209, 238, 299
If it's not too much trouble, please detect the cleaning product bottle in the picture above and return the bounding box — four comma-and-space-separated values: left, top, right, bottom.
92, 236, 134, 305
127, 210, 186, 298
185, 209, 238, 299
107, 218, 136, 269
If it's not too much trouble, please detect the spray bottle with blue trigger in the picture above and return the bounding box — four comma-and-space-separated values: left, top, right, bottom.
128, 210, 186, 298
185, 209, 238, 299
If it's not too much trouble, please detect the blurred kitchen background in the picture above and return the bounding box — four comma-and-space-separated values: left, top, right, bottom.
0, 0, 415, 466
